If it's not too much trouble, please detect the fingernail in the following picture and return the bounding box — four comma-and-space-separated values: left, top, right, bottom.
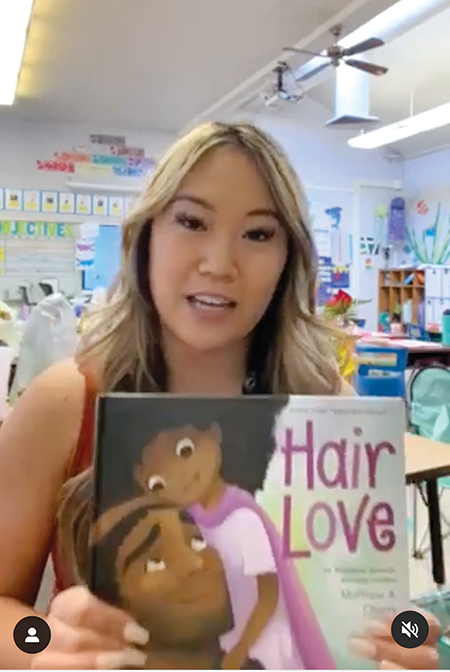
96, 648, 147, 669
380, 661, 396, 670
430, 648, 440, 663
123, 620, 149, 645
349, 636, 377, 660
364, 619, 391, 637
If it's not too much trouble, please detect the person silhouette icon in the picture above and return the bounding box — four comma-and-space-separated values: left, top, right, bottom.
14, 615, 51, 653
24, 627, 40, 643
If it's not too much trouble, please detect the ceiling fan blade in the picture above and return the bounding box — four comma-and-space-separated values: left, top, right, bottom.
342, 37, 384, 56
344, 59, 388, 76
295, 60, 332, 82
283, 47, 330, 59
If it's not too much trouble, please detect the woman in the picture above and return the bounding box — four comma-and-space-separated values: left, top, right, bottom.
0, 121, 439, 670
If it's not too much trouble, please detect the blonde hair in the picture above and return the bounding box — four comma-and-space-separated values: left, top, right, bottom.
77, 121, 341, 395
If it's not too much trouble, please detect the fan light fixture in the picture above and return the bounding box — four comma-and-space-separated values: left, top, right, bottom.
0, 0, 34, 105
348, 103, 450, 149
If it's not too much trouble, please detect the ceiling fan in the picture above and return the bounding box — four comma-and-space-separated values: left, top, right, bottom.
283, 24, 388, 82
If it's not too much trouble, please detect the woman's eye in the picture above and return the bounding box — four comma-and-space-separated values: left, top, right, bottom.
147, 475, 166, 492
175, 214, 205, 231
191, 536, 207, 553
245, 228, 275, 242
145, 559, 166, 573
175, 437, 195, 458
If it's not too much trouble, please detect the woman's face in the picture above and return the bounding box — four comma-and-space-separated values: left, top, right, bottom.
149, 146, 288, 352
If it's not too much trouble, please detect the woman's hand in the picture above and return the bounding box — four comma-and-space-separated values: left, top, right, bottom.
349, 608, 441, 669
31, 586, 149, 669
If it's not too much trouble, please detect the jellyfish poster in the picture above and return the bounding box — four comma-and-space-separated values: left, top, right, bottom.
405, 197, 450, 265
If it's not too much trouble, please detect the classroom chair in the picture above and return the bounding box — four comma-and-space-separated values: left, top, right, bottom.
408, 364, 450, 559
414, 590, 450, 669
354, 343, 407, 398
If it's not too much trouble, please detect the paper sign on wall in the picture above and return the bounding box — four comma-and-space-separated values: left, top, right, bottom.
76, 194, 93, 215
5, 189, 22, 211
76, 239, 95, 268
317, 256, 333, 305
42, 191, 58, 213
90, 134, 126, 146
80, 221, 100, 239
23, 190, 40, 212
58, 192, 75, 214
331, 265, 350, 289
360, 236, 380, 255
93, 195, 108, 216
108, 197, 124, 218
125, 196, 138, 215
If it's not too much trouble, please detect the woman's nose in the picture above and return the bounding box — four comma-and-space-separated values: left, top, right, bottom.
198, 232, 238, 280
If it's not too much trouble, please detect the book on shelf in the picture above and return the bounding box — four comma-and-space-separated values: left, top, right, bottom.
76, 394, 409, 669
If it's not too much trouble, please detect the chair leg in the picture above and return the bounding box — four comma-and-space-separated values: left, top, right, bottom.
413, 487, 450, 558
412, 484, 431, 559
412, 483, 420, 558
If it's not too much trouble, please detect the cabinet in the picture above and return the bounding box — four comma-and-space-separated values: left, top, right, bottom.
378, 266, 450, 331
378, 268, 425, 325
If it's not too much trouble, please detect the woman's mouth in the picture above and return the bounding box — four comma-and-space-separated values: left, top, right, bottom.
186, 294, 236, 310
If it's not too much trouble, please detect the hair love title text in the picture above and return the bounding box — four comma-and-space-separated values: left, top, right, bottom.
281, 420, 397, 558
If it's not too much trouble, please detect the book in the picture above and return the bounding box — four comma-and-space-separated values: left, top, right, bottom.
88, 394, 409, 670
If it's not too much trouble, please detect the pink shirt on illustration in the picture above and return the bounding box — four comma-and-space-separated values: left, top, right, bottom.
189, 485, 336, 670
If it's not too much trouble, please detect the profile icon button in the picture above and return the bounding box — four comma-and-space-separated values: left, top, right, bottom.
13, 616, 51, 654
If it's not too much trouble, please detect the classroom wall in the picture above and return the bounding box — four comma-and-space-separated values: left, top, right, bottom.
402, 147, 450, 267
0, 106, 412, 328
0, 116, 176, 302
0, 115, 175, 190
234, 99, 404, 189
403, 147, 450, 192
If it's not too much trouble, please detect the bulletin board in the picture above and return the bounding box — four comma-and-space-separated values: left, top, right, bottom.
0, 219, 81, 301
0, 218, 122, 302
0, 186, 137, 220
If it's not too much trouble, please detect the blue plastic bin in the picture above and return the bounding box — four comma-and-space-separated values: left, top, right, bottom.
354, 344, 407, 398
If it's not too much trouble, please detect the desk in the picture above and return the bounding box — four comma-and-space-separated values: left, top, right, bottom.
405, 433, 450, 586
361, 337, 450, 368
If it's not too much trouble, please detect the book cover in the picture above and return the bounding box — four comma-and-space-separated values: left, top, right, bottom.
89, 394, 409, 670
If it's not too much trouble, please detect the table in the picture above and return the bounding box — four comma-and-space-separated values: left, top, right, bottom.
360, 337, 450, 367
405, 433, 450, 586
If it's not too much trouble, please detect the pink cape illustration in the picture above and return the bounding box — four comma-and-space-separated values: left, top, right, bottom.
189, 485, 336, 670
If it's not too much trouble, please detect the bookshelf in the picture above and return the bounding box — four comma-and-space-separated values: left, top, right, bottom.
378, 268, 425, 324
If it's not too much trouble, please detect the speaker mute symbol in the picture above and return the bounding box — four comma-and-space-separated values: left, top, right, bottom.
391, 611, 428, 649
401, 621, 419, 638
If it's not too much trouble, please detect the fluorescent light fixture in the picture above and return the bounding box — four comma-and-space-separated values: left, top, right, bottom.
0, 0, 34, 105
348, 103, 450, 149
337, 0, 446, 49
